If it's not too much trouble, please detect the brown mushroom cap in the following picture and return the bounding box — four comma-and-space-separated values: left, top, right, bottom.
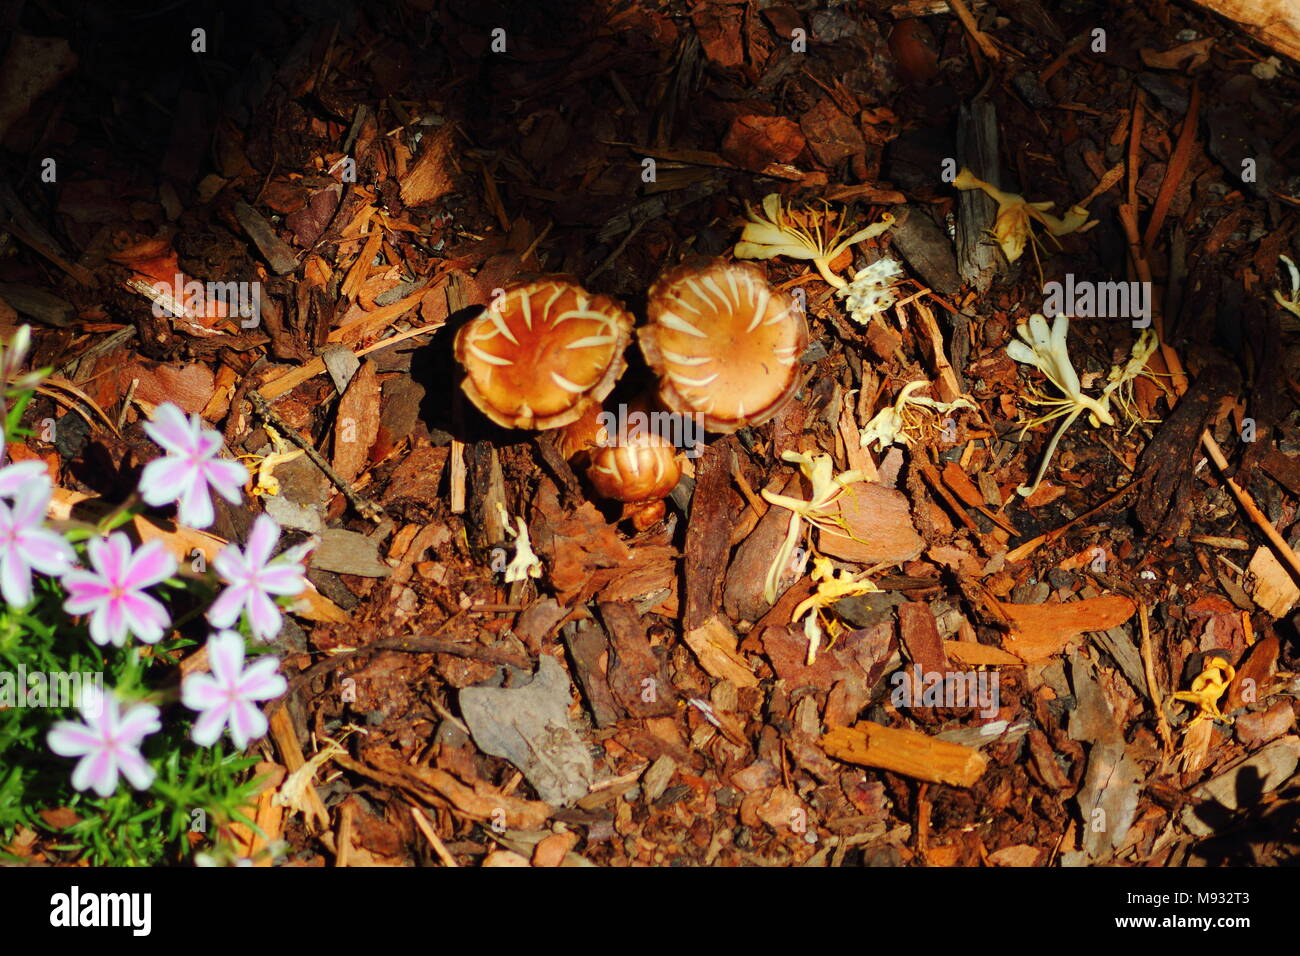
586, 429, 682, 504
639, 259, 807, 433
454, 278, 633, 430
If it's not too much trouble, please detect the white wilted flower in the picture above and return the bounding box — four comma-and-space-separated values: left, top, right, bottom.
1098, 328, 1161, 430
1006, 313, 1113, 498
1273, 255, 1300, 330
836, 257, 905, 325
496, 504, 542, 583
860, 380, 975, 451
952, 168, 1095, 265
734, 194, 895, 288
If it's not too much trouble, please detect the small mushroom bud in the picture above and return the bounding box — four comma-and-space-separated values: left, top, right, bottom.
558, 400, 683, 531
587, 427, 682, 506
454, 278, 633, 430
639, 258, 808, 433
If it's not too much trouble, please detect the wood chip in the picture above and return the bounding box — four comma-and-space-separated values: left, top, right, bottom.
1244, 546, 1300, 618
998, 594, 1138, 662
820, 721, 988, 788
683, 617, 758, 688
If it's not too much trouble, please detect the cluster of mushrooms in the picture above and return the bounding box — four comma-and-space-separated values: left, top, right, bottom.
453, 258, 809, 529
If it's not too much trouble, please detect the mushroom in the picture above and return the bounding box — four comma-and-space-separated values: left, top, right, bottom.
558, 398, 683, 532
639, 258, 807, 433
454, 278, 634, 430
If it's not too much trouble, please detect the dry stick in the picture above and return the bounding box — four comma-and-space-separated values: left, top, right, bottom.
446, 274, 470, 515
245, 388, 386, 523
449, 439, 468, 514
410, 806, 460, 867
1141, 83, 1201, 259
586, 215, 647, 284
1138, 602, 1174, 757
1201, 432, 1300, 581
1005, 471, 1152, 563
1117, 102, 1187, 393
729, 451, 767, 518
334, 799, 353, 867
916, 457, 981, 534
268, 707, 330, 831
946, 0, 1000, 61
268, 633, 532, 720
1126, 93, 1144, 218
1039, 32, 1088, 84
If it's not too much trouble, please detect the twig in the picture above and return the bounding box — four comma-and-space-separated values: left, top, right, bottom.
1006, 472, 1152, 562
267, 630, 532, 720
1138, 603, 1173, 757
586, 215, 648, 284
946, 0, 1001, 61
449, 439, 467, 514
1200, 428, 1300, 584
1142, 84, 1200, 259
245, 388, 386, 523
410, 805, 460, 867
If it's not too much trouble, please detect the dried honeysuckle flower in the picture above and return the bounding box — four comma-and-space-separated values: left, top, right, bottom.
496, 503, 542, 583
953, 168, 1095, 265
248, 424, 304, 497
836, 257, 905, 325
791, 556, 881, 665
1273, 254, 1300, 330
1006, 313, 1113, 498
734, 193, 895, 288
860, 380, 976, 452
1098, 328, 1161, 431
802, 612, 826, 669
760, 451, 864, 604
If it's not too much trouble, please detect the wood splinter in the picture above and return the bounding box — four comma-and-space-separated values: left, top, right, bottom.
821, 720, 988, 788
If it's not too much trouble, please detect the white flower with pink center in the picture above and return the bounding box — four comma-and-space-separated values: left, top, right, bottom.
182, 630, 286, 749
138, 403, 247, 529
47, 686, 160, 797
61, 533, 176, 646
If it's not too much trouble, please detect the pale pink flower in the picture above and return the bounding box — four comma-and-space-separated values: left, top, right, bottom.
0, 436, 51, 499
207, 515, 311, 641
61, 533, 176, 646
47, 685, 160, 797
0, 482, 75, 607
182, 630, 286, 748
0, 324, 44, 393
138, 403, 246, 529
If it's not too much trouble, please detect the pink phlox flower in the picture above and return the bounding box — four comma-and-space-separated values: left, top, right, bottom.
182, 630, 286, 749
207, 514, 312, 642
0, 481, 74, 607
61, 533, 176, 646
47, 685, 160, 797
139, 403, 246, 529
